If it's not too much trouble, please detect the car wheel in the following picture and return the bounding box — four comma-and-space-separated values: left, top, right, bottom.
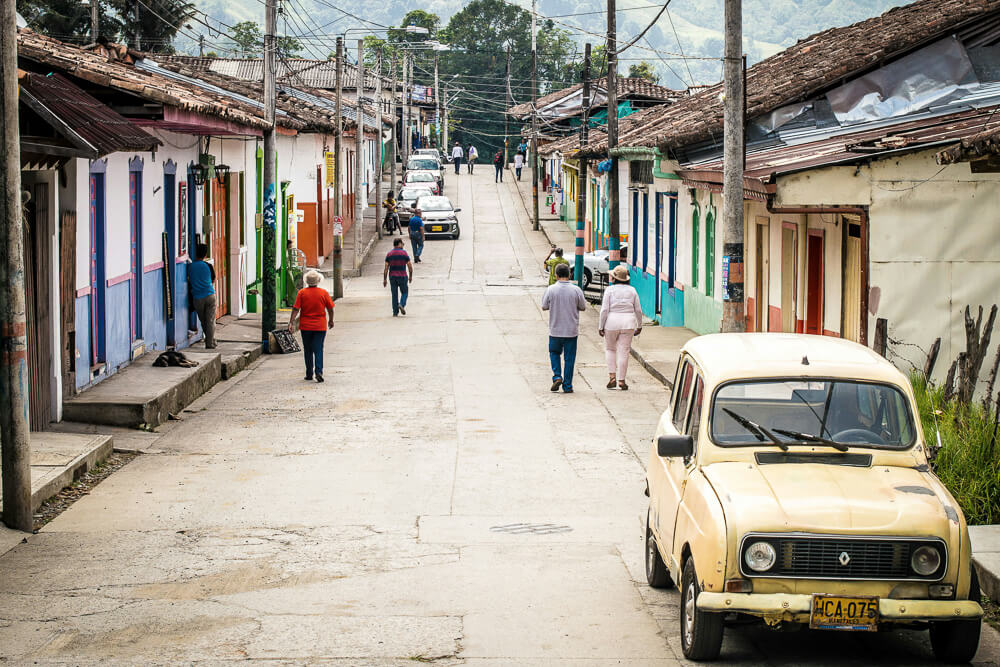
645, 510, 672, 588
929, 567, 982, 664
452, 226, 460, 240
680, 557, 724, 661
583, 268, 592, 289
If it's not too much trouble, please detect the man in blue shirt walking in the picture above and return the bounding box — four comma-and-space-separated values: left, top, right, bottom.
408, 207, 425, 263
188, 244, 217, 349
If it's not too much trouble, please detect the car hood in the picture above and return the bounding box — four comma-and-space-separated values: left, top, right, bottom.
703, 461, 953, 536
422, 212, 456, 220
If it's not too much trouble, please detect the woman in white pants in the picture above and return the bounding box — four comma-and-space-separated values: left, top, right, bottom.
599, 264, 643, 390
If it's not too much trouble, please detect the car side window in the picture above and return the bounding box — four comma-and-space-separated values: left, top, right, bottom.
687, 375, 705, 442
672, 362, 694, 431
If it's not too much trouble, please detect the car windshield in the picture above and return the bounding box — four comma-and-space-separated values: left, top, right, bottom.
711, 379, 915, 449
418, 196, 453, 212
407, 173, 433, 182
400, 188, 431, 200
407, 159, 439, 171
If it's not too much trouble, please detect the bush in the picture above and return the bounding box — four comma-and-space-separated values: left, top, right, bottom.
911, 372, 1000, 525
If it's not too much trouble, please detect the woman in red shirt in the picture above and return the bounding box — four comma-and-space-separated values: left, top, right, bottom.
287, 270, 335, 382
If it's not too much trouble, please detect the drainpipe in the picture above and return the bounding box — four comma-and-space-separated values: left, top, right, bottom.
765, 199, 870, 345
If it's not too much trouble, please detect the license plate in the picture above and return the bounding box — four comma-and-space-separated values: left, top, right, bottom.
810, 595, 879, 631
430, 225, 443, 232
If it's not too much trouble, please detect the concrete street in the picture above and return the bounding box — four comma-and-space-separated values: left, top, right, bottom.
1, 167, 998, 665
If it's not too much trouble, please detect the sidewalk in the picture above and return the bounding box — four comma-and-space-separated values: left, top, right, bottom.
507, 175, 697, 389
970, 526, 1000, 606
319, 189, 383, 281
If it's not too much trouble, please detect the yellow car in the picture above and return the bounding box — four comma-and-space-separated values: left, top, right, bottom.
645, 334, 982, 662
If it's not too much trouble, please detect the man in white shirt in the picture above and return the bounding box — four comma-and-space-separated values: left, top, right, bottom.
451, 142, 463, 174
467, 145, 478, 174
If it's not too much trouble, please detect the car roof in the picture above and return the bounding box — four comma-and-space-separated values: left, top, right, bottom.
400, 187, 432, 196
406, 172, 433, 179
417, 195, 451, 206
682, 333, 910, 388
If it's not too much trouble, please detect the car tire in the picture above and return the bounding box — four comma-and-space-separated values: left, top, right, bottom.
583, 268, 592, 289
452, 226, 460, 240
645, 510, 672, 589
680, 557, 724, 661
929, 567, 982, 664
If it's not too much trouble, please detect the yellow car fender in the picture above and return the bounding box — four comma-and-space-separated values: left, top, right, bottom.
672, 468, 729, 593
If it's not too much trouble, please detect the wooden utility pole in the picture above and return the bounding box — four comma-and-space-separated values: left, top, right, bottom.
199, 34, 205, 57
504, 48, 511, 166
375, 48, 383, 241
606, 0, 621, 268
575, 43, 591, 288
531, 0, 540, 231
1, 0, 31, 532
433, 55, 440, 149
354, 38, 364, 271
332, 36, 343, 299
261, 0, 277, 345
442, 84, 449, 152
390, 53, 398, 194
90, 0, 99, 41
721, 0, 746, 331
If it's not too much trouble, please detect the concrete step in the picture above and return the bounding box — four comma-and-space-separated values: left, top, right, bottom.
63, 350, 223, 429
0, 432, 113, 516
219, 342, 263, 380
969, 525, 1000, 604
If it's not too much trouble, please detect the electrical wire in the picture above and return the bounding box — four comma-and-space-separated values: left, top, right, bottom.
614, 0, 672, 55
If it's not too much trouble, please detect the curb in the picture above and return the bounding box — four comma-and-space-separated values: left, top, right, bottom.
974, 557, 1000, 605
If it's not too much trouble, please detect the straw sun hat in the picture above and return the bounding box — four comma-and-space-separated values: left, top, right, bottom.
611, 265, 630, 283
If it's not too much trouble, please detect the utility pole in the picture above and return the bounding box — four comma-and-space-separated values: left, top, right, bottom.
433, 55, 440, 149
354, 38, 364, 271
721, 0, 746, 331
504, 48, 511, 166
606, 0, 621, 268
332, 36, 343, 299
575, 43, 591, 288
1, 0, 31, 532
375, 48, 383, 241
442, 84, 449, 151
402, 54, 409, 164
261, 0, 277, 346
199, 34, 205, 57
531, 0, 540, 231
90, 0, 99, 42
390, 53, 397, 194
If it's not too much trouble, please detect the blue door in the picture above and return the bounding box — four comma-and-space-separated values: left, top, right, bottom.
88, 169, 107, 365
128, 158, 143, 341
164, 166, 176, 346
655, 194, 663, 315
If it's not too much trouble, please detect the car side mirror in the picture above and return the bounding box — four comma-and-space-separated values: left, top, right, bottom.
657, 434, 694, 458
453, 208, 461, 212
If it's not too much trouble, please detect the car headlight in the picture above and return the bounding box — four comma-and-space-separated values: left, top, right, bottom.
911, 545, 942, 576
744, 541, 777, 572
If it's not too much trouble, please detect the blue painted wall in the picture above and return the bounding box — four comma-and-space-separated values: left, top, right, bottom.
106, 282, 131, 372
628, 266, 685, 328
74, 296, 91, 389
142, 269, 166, 352
173, 261, 194, 348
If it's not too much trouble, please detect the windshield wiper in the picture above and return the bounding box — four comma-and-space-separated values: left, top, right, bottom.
722, 408, 788, 451
772, 428, 849, 452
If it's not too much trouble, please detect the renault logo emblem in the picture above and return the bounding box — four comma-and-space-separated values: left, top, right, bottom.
839, 551, 851, 566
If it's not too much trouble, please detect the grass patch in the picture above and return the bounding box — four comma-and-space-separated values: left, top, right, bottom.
911, 373, 1000, 525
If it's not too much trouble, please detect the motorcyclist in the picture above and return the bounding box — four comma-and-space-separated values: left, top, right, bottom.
383, 191, 402, 235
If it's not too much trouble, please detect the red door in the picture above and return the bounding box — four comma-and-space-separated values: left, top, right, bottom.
806, 233, 824, 335
211, 179, 229, 317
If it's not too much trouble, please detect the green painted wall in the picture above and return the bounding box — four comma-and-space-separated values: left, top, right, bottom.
683, 289, 723, 335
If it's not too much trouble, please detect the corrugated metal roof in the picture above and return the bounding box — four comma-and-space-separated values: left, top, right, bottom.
18, 71, 160, 156
159, 56, 390, 91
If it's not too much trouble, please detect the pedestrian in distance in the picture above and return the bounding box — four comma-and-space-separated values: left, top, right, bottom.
514, 151, 525, 181
383, 190, 402, 235
408, 207, 425, 263
452, 141, 463, 174
493, 150, 504, 182
541, 262, 587, 394
287, 270, 335, 383
599, 265, 643, 390
189, 243, 217, 349
383, 238, 414, 317
544, 245, 570, 285
467, 144, 477, 173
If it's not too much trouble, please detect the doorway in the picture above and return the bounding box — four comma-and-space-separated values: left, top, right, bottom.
23, 181, 53, 428
89, 163, 107, 367
842, 217, 863, 342
780, 223, 797, 333
754, 217, 769, 332
209, 177, 229, 318
128, 157, 143, 341
806, 231, 824, 335
163, 161, 176, 346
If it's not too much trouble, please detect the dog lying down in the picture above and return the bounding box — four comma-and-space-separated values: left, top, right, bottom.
152, 350, 199, 368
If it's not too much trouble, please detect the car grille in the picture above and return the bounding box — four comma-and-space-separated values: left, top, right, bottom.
740, 534, 946, 580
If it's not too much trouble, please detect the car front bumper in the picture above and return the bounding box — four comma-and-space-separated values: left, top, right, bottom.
423, 221, 458, 235
697, 592, 982, 623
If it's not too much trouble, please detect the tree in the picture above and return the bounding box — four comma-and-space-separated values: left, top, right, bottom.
229, 20, 300, 59
110, 0, 193, 52
388, 9, 440, 44
628, 61, 659, 83
16, 0, 121, 44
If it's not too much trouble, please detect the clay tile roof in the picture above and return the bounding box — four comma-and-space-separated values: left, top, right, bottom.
508, 76, 683, 118
18, 70, 160, 155
606, 0, 1000, 154
17, 28, 277, 131
157, 56, 391, 91
936, 123, 1000, 164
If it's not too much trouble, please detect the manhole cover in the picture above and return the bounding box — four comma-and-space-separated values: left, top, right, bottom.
489, 523, 573, 535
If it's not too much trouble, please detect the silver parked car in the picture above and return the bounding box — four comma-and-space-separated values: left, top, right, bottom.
398, 186, 433, 223
416, 195, 461, 239
405, 156, 444, 193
